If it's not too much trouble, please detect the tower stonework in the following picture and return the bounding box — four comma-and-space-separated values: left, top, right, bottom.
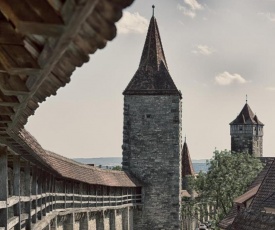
122, 13, 182, 230
230, 102, 264, 157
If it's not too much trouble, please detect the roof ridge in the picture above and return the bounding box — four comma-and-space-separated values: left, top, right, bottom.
46, 150, 126, 175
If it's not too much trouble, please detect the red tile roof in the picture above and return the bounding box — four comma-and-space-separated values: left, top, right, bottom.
14, 129, 141, 187
45, 150, 141, 187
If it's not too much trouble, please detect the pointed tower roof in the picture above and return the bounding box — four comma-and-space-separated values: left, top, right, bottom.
182, 138, 195, 177
123, 7, 181, 97
230, 103, 264, 125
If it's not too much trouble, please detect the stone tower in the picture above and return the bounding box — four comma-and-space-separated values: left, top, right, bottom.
230, 101, 264, 157
122, 9, 182, 230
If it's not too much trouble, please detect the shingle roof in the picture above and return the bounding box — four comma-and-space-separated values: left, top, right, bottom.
182, 140, 195, 177
229, 210, 275, 230
218, 205, 238, 229
218, 158, 273, 229
123, 15, 181, 97
45, 150, 141, 187
234, 184, 260, 204
250, 158, 275, 210
11, 129, 141, 188
230, 103, 264, 125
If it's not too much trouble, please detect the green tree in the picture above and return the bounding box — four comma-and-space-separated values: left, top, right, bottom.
189, 150, 263, 224
112, 165, 122, 171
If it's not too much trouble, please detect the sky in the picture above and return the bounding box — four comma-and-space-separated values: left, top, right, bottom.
26, 0, 275, 160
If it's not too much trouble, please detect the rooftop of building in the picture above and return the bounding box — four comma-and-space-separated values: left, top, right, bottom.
123, 7, 181, 97
230, 102, 264, 125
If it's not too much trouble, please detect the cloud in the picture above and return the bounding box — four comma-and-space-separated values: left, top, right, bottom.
177, 4, 196, 18
266, 87, 275, 91
184, 0, 203, 10
215, 72, 247, 86
192, 45, 215, 55
258, 12, 275, 22
177, 0, 203, 18
117, 11, 149, 34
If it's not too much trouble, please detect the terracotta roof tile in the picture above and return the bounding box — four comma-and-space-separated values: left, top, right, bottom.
13, 129, 141, 187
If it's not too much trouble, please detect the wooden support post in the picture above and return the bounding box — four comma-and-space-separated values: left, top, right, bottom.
51, 217, 58, 230
51, 175, 55, 211
37, 169, 42, 220
109, 209, 116, 230
109, 187, 111, 207
13, 155, 21, 230
96, 211, 104, 230
88, 185, 91, 207
121, 188, 123, 205
72, 182, 75, 208
0, 146, 8, 229
80, 182, 83, 208
102, 186, 104, 207
80, 212, 89, 230
24, 161, 31, 230
42, 171, 47, 216
31, 166, 38, 223
64, 180, 67, 209
95, 186, 98, 207
64, 213, 75, 230
122, 207, 130, 230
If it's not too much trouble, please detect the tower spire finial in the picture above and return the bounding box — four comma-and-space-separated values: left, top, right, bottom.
152, 5, 155, 17
184, 135, 186, 143
246, 94, 248, 104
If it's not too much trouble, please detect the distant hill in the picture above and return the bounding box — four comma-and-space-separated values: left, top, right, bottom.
73, 157, 208, 173
73, 157, 122, 167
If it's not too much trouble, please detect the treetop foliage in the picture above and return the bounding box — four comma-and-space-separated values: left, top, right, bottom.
186, 149, 263, 224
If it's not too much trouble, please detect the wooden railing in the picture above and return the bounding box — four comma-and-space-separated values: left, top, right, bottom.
0, 145, 142, 230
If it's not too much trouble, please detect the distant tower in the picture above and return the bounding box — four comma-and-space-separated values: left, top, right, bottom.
122, 6, 182, 230
182, 137, 195, 191
230, 99, 264, 157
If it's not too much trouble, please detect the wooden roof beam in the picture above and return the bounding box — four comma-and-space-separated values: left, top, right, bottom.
0, 74, 29, 95
0, 106, 14, 115
0, 45, 40, 75
0, 0, 65, 37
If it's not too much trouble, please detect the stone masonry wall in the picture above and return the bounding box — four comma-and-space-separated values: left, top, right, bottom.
122, 95, 182, 230
231, 135, 263, 157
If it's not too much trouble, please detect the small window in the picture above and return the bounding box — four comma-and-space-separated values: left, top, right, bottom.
146, 114, 151, 118
239, 127, 243, 131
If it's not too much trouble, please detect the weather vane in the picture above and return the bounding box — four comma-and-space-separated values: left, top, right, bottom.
152, 5, 155, 17
246, 94, 248, 104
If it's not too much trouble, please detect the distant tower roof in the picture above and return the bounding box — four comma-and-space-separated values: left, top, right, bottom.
230, 103, 264, 125
182, 138, 195, 177
123, 7, 181, 97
